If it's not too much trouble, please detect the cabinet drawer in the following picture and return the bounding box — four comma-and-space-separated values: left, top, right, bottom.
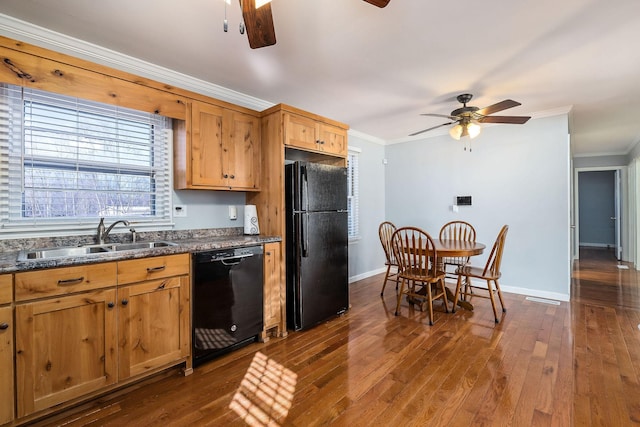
15, 263, 117, 302
117, 253, 190, 285
0, 274, 11, 304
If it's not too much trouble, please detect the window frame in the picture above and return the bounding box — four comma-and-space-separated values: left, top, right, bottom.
0, 84, 173, 236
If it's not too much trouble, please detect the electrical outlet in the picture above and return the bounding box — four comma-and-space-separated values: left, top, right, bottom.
229, 205, 237, 220
174, 205, 187, 217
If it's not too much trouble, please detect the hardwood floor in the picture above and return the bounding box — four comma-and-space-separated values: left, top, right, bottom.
30, 249, 640, 426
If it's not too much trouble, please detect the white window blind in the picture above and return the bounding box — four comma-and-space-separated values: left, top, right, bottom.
0, 84, 172, 233
347, 150, 360, 239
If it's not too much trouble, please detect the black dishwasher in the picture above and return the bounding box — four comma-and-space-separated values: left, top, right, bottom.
192, 245, 263, 367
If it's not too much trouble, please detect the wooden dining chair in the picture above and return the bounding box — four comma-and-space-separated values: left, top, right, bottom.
391, 226, 449, 325
378, 221, 400, 296
439, 220, 476, 297
452, 225, 509, 323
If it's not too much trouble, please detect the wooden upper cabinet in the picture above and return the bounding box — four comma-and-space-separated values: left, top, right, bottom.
225, 109, 261, 190
174, 100, 261, 191
319, 123, 348, 157
283, 109, 348, 157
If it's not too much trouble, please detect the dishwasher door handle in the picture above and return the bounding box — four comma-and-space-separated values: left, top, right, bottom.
220, 254, 254, 266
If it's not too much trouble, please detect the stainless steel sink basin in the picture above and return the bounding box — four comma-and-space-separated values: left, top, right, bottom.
17, 241, 178, 261
18, 245, 111, 261
111, 241, 177, 251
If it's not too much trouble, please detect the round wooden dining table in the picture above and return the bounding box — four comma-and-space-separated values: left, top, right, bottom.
434, 239, 486, 258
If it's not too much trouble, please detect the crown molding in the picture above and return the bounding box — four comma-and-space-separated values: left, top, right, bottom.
0, 13, 274, 112
347, 129, 386, 145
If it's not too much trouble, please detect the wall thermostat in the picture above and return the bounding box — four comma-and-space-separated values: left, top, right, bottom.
456, 196, 472, 206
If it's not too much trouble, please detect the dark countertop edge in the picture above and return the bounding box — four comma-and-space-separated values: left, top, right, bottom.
0, 235, 281, 273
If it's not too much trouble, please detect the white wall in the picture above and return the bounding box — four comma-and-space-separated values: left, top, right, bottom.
347, 132, 387, 282
383, 115, 571, 300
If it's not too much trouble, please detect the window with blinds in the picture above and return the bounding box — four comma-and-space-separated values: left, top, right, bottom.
0, 84, 172, 233
347, 150, 360, 239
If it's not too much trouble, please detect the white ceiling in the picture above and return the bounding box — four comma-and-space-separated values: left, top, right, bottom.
1, 0, 639, 156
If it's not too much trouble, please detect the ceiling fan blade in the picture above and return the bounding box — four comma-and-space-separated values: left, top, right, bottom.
363, 0, 391, 7
409, 121, 455, 137
241, 0, 276, 49
420, 113, 458, 120
479, 115, 531, 124
476, 99, 521, 116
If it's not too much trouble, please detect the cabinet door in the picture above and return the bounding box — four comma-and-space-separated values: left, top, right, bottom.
0, 306, 14, 425
118, 276, 190, 380
319, 123, 348, 157
225, 110, 261, 190
263, 242, 284, 336
284, 112, 319, 151
191, 101, 226, 187
15, 289, 118, 417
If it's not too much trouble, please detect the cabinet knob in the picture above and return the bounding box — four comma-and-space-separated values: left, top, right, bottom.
0, 322, 9, 330
230, 175, 235, 179
121, 299, 129, 306
223, 174, 229, 178
107, 302, 115, 308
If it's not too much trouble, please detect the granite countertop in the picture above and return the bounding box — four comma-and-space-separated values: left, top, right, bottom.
0, 234, 281, 273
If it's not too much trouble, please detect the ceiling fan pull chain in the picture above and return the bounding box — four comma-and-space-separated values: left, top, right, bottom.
239, 0, 246, 34
223, 0, 228, 32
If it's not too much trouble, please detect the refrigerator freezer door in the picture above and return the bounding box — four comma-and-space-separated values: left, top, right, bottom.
296, 210, 349, 330
298, 162, 348, 212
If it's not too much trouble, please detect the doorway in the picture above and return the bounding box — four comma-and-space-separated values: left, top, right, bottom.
574, 167, 623, 261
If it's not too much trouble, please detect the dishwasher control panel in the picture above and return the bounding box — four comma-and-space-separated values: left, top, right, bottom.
193, 245, 263, 263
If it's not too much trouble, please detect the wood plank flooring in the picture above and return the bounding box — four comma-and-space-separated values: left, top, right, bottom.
29, 248, 640, 426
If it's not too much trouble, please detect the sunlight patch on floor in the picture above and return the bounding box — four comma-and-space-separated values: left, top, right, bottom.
229, 352, 297, 426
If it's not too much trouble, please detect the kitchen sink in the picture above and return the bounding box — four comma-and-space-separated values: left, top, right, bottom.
111, 241, 177, 251
17, 241, 178, 261
19, 245, 112, 260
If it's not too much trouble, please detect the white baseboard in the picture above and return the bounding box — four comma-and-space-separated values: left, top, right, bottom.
579, 242, 613, 248
350, 268, 571, 302
500, 285, 570, 302
349, 267, 386, 284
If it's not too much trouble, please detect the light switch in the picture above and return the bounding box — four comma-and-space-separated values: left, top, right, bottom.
174, 205, 187, 217
229, 205, 237, 220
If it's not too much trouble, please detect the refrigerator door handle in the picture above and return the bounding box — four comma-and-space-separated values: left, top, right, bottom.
301, 164, 309, 212
301, 212, 309, 257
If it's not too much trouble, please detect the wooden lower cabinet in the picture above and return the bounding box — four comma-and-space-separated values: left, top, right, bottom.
263, 242, 285, 339
118, 275, 190, 380
13, 253, 191, 421
15, 289, 118, 417
0, 305, 14, 425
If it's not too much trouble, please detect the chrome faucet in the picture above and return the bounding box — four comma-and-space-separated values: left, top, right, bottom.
96, 217, 130, 244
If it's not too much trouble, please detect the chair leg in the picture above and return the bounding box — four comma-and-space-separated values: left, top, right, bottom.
426, 281, 434, 325
394, 278, 406, 316
452, 273, 463, 313
440, 279, 449, 313
494, 279, 507, 313
381, 264, 392, 296
486, 279, 500, 323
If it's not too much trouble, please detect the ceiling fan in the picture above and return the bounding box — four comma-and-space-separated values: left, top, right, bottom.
409, 93, 531, 140
240, 0, 390, 49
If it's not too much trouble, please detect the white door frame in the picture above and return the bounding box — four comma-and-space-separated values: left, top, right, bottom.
573, 166, 626, 260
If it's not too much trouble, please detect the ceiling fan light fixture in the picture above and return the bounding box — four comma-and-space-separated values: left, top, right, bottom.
449, 123, 463, 140
467, 121, 481, 139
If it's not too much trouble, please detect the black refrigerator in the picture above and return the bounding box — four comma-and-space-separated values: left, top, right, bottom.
285, 161, 349, 331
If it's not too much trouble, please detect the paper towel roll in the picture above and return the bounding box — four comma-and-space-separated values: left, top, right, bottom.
244, 205, 260, 235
